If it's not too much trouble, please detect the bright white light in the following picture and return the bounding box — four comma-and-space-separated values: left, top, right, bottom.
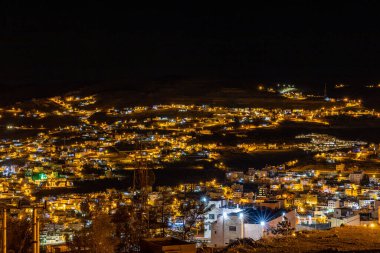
202, 197, 207, 202
223, 212, 228, 219
260, 221, 265, 226
239, 213, 244, 219
282, 212, 286, 216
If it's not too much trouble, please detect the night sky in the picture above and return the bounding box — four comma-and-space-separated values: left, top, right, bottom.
1, 1, 380, 97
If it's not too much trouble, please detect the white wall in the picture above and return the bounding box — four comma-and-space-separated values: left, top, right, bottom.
244, 224, 263, 241
330, 214, 360, 227
210, 215, 244, 247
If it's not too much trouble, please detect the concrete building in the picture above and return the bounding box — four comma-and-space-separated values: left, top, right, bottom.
349, 171, 364, 184
327, 199, 340, 210
258, 186, 269, 197
210, 207, 296, 248
203, 199, 240, 240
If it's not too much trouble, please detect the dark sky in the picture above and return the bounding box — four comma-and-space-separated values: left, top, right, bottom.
1, 1, 380, 95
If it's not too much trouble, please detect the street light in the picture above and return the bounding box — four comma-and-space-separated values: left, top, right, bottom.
239, 213, 244, 238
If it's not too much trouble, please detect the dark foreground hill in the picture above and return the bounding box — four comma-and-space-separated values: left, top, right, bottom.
224, 226, 380, 253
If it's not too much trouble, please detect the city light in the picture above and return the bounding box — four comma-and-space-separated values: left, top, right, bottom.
0, 78, 375, 252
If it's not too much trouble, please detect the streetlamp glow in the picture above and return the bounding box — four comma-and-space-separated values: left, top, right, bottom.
260, 221, 265, 226
239, 213, 244, 219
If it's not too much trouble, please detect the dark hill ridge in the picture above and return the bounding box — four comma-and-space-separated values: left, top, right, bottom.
1, 78, 378, 109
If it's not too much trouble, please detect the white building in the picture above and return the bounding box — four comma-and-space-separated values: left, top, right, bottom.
327, 199, 340, 210
203, 199, 241, 240
343, 200, 359, 209
210, 208, 297, 248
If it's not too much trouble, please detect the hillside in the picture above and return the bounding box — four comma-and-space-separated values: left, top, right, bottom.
223, 226, 380, 253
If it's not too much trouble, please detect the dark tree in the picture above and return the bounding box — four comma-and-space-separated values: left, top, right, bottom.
175, 201, 214, 240
68, 214, 118, 253
80, 199, 90, 217
7, 217, 32, 253
361, 174, 370, 186
112, 205, 142, 252
270, 216, 294, 236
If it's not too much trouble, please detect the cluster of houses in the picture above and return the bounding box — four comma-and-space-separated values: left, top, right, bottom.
197, 164, 380, 248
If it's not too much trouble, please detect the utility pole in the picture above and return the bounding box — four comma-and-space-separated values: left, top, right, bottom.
36, 210, 40, 253
161, 192, 165, 237
2, 209, 6, 253
33, 203, 46, 253
240, 214, 244, 239
32, 208, 37, 253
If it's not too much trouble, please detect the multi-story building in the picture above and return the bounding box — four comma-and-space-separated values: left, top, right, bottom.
349, 171, 364, 184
